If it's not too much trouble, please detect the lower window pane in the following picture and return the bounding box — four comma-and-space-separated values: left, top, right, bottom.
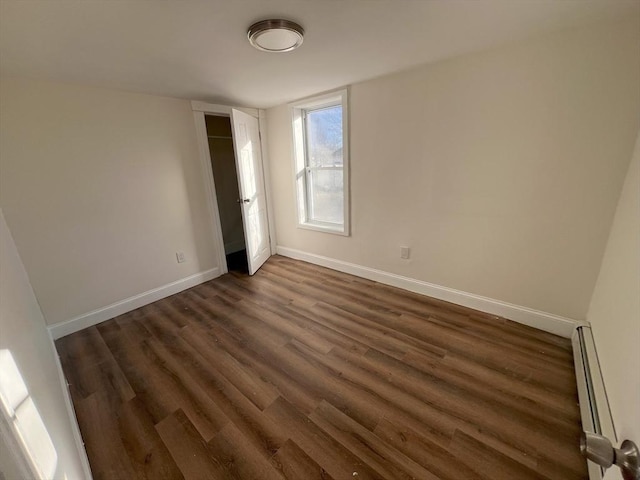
309, 169, 343, 224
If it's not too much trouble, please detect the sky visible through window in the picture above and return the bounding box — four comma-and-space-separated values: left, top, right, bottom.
307, 106, 343, 167
306, 105, 344, 224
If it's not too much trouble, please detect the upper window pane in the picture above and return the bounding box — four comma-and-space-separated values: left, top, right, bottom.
306, 105, 343, 167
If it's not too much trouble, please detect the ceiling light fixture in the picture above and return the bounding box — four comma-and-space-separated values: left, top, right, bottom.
247, 19, 304, 53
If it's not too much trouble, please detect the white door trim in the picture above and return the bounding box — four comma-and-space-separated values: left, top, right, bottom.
258, 109, 277, 255
191, 101, 274, 271
192, 108, 228, 274
191, 101, 258, 118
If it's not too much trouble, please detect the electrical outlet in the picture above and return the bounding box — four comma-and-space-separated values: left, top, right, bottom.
400, 246, 410, 259
176, 251, 186, 263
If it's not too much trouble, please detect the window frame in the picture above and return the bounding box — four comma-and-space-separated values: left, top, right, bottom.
290, 89, 350, 236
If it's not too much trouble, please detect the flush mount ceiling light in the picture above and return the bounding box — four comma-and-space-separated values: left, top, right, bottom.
247, 19, 304, 53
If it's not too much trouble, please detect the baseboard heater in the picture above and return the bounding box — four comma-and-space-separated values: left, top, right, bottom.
572, 325, 617, 479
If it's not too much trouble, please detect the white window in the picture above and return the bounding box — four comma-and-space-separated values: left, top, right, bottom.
291, 89, 349, 235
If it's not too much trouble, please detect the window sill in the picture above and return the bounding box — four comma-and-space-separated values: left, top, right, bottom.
297, 222, 349, 236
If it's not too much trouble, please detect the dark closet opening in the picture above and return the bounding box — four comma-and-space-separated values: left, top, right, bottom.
205, 115, 248, 274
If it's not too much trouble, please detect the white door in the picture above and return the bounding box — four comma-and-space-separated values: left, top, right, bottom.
230, 109, 271, 275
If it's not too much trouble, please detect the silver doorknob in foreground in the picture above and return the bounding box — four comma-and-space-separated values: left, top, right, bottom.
581, 432, 640, 480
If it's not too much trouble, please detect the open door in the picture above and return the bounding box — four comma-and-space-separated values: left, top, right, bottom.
230, 109, 270, 275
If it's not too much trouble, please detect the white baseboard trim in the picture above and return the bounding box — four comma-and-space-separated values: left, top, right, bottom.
276, 246, 578, 338
48, 329, 94, 479
48, 267, 220, 339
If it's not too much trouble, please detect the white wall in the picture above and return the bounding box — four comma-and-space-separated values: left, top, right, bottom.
0, 78, 218, 326
0, 210, 89, 479
0, 430, 24, 480
587, 131, 640, 457
266, 18, 640, 321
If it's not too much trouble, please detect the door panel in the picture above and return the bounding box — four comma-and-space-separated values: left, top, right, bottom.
230, 109, 270, 275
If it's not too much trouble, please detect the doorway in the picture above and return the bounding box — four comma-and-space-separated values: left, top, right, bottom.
205, 115, 248, 274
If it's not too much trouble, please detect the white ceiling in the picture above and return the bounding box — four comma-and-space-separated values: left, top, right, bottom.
1, 0, 637, 108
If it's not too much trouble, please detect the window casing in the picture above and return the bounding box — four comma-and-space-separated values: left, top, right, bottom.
291, 89, 349, 235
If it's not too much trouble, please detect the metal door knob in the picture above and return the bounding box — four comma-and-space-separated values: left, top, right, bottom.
236, 198, 250, 203
581, 432, 640, 480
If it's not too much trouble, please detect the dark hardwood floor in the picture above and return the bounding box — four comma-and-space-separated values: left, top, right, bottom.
56, 255, 587, 480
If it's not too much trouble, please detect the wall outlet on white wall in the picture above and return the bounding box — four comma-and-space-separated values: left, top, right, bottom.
400, 246, 410, 259
176, 251, 186, 263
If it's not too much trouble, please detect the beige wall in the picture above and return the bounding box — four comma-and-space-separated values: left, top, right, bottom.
266, 18, 640, 320
0, 210, 88, 479
0, 78, 218, 325
587, 132, 640, 451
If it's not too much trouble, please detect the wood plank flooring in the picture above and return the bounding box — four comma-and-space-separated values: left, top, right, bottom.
56, 255, 587, 480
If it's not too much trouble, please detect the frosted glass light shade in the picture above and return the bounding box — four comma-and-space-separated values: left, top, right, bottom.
248, 19, 304, 52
